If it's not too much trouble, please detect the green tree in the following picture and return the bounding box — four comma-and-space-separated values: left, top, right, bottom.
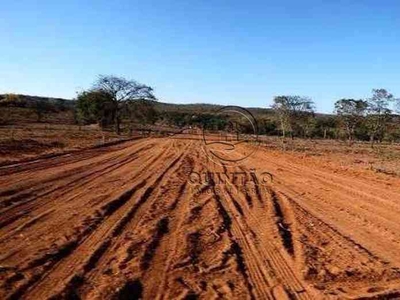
126, 99, 158, 135
258, 118, 278, 135
93, 75, 156, 134
272, 96, 314, 139
334, 99, 368, 143
76, 90, 114, 128
129, 100, 158, 125
34, 100, 55, 122
365, 89, 395, 146
313, 116, 338, 139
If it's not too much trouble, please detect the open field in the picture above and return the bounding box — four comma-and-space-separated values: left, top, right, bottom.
0, 123, 132, 166
1, 135, 400, 299
258, 136, 400, 178
2, 121, 399, 178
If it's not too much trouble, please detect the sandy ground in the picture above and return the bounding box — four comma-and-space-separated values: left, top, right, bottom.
0, 136, 400, 299
0, 124, 133, 166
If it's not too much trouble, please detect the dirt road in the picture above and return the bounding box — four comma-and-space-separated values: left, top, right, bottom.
1, 136, 400, 299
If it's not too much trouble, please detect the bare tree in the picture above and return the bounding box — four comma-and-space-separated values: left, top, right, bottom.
334, 99, 368, 143
365, 89, 394, 146
272, 96, 291, 139
93, 75, 156, 134
272, 96, 315, 139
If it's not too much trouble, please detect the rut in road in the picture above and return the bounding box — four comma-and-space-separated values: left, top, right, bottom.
1, 136, 400, 299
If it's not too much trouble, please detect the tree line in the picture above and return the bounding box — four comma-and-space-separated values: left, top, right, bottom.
272, 89, 399, 145
1, 75, 399, 144
0, 94, 72, 123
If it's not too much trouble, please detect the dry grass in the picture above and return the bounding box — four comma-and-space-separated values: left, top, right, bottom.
258, 136, 400, 177
1, 119, 399, 178
0, 123, 129, 165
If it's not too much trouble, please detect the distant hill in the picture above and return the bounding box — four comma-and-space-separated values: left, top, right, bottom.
0, 94, 75, 109
0, 94, 335, 117
1, 93, 398, 141
154, 101, 275, 116
0, 94, 275, 115
0, 94, 76, 124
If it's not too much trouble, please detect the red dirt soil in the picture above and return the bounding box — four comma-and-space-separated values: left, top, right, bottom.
1, 136, 400, 299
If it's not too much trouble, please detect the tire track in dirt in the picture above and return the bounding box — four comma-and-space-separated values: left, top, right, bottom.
1, 137, 400, 299
0, 138, 144, 177
245, 145, 400, 298
0, 140, 172, 248
0, 139, 172, 297
14, 140, 190, 299
0, 140, 155, 211
209, 164, 314, 300
75, 141, 195, 299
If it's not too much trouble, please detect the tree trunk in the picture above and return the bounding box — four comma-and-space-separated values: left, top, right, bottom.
370, 133, 375, 148
281, 119, 286, 138
115, 117, 121, 135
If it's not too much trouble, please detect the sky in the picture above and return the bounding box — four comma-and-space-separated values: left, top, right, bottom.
1, 0, 399, 113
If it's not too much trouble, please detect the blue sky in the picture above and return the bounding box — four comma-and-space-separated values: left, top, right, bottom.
1, 0, 399, 113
